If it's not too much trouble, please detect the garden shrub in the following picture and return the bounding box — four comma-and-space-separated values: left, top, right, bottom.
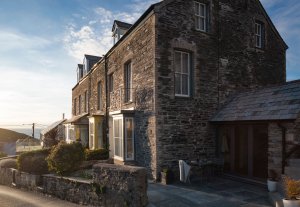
85, 148, 109, 161
17, 149, 50, 175
0, 158, 17, 169
47, 141, 84, 175
0, 151, 7, 158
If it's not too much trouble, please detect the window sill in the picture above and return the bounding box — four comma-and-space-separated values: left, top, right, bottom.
254, 47, 265, 52
193, 28, 211, 35
175, 95, 193, 100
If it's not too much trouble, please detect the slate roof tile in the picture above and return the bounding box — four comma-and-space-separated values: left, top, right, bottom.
211, 80, 300, 122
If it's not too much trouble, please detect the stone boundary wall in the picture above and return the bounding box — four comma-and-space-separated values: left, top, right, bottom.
0, 163, 148, 207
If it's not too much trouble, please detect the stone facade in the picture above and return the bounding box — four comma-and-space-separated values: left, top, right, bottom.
70, 0, 287, 180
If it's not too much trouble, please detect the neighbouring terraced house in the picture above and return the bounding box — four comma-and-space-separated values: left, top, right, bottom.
65, 0, 300, 181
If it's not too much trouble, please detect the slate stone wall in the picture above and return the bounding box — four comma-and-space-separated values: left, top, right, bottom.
154, 0, 286, 177
0, 164, 148, 207
218, 0, 287, 104
104, 14, 157, 178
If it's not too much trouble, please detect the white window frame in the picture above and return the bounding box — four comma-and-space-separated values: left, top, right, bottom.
195, 2, 207, 32
89, 119, 95, 149
174, 51, 191, 97
255, 22, 263, 48
113, 116, 124, 161
124, 62, 133, 103
125, 117, 135, 161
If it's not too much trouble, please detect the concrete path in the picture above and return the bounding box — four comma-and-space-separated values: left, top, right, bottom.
0, 185, 80, 207
148, 178, 272, 207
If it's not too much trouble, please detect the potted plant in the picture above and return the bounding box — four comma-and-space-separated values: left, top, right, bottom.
161, 168, 173, 185
282, 176, 300, 207
268, 169, 279, 192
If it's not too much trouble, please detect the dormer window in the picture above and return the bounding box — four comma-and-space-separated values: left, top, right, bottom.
112, 20, 132, 44
77, 64, 83, 82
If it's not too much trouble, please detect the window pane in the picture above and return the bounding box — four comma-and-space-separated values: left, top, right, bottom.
182, 53, 189, 73
200, 4, 205, 16
115, 138, 120, 157
195, 16, 200, 30
182, 74, 189, 95
174, 52, 181, 72
126, 118, 134, 159
200, 18, 205, 31
195, 2, 200, 15
175, 73, 181, 94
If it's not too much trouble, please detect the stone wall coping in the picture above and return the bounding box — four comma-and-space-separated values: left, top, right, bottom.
42, 174, 93, 184
93, 163, 146, 173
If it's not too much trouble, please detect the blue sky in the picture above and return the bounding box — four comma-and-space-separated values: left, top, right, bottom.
0, 0, 299, 127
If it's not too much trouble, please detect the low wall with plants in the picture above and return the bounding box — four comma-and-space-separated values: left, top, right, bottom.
0, 163, 148, 207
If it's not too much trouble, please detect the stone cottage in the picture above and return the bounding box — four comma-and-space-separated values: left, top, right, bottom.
68, 0, 294, 181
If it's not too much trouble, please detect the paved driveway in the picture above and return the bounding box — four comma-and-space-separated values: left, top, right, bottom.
148, 178, 272, 207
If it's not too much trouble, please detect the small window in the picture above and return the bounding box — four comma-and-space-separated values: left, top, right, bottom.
108, 73, 114, 93
124, 62, 133, 103
174, 51, 191, 97
97, 82, 102, 110
79, 95, 82, 114
255, 21, 264, 48
84, 91, 88, 113
108, 73, 114, 107
195, 2, 207, 32
74, 98, 77, 116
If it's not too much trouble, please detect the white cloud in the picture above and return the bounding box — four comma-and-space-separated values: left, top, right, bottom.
0, 30, 51, 51
63, 0, 161, 62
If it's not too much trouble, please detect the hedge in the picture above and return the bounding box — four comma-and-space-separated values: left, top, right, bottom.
47, 141, 84, 175
85, 149, 109, 161
17, 149, 50, 175
0, 151, 7, 158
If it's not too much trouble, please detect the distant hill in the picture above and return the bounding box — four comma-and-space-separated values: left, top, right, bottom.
0, 128, 31, 143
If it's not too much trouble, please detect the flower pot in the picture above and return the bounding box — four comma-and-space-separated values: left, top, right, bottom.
267, 180, 278, 192
283, 199, 300, 207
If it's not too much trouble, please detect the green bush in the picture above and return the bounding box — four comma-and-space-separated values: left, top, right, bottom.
17, 149, 50, 175
0, 151, 7, 158
47, 142, 84, 175
0, 158, 17, 169
85, 149, 109, 161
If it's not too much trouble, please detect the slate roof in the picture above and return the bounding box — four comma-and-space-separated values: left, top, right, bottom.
84, 54, 101, 62
112, 20, 133, 32
41, 119, 66, 135
211, 80, 300, 122
65, 113, 89, 124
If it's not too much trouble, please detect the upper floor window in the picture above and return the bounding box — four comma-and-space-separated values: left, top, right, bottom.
124, 62, 132, 103
74, 98, 77, 116
84, 91, 88, 113
174, 51, 191, 97
255, 21, 264, 48
79, 95, 82, 114
97, 82, 102, 110
108, 73, 114, 93
195, 2, 207, 32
